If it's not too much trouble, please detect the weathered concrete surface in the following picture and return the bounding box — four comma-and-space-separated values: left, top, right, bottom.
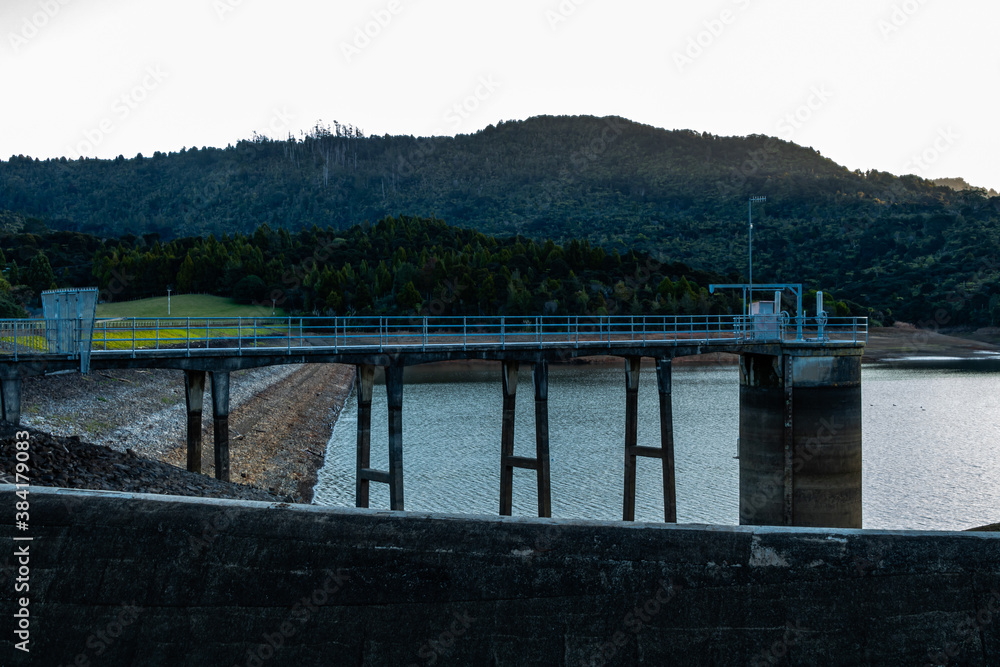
740, 351, 863, 528
4, 487, 1000, 666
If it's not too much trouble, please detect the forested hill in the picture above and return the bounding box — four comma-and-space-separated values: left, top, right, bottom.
3, 115, 1000, 325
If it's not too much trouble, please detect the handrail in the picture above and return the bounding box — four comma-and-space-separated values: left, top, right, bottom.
0, 315, 869, 358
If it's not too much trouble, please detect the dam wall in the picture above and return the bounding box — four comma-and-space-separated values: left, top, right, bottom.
4, 487, 1000, 666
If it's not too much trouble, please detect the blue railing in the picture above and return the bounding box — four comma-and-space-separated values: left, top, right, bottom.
0, 315, 867, 359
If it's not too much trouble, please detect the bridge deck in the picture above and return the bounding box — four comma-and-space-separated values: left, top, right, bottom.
1, 314, 866, 372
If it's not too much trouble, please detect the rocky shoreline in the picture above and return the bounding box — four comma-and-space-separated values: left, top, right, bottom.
3, 363, 356, 503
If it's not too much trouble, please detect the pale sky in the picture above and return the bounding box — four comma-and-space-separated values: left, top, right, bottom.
1, 0, 997, 190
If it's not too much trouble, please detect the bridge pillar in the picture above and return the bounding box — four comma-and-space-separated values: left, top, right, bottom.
622, 358, 678, 522
532, 360, 552, 518
622, 357, 641, 521
210, 371, 231, 483
1, 377, 22, 426
183, 370, 206, 473
656, 358, 677, 523
386, 363, 405, 511
499, 360, 519, 516
498, 360, 551, 518
355, 365, 375, 508
739, 349, 862, 528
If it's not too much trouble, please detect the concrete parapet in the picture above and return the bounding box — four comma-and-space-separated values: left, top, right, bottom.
5, 487, 999, 666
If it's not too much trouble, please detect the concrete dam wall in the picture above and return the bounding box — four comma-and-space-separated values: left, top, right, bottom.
5, 487, 1000, 666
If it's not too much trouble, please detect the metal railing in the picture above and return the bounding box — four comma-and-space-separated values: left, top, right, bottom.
0, 315, 867, 359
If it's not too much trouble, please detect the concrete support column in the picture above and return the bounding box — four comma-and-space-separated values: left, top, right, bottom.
355, 365, 375, 509
386, 363, 405, 511
656, 358, 677, 523
499, 360, 519, 516
739, 350, 862, 528
210, 371, 230, 483
1, 377, 22, 426
533, 360, 552, 518
183, 370, 206, 474
622, 357, 641, 521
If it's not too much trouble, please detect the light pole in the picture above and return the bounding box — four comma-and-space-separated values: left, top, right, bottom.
748, 196, 766, 317
167, 287, 172, 315
271, 298, 276, 316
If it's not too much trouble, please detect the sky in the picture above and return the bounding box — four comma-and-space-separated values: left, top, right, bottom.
1, 0, 997, 191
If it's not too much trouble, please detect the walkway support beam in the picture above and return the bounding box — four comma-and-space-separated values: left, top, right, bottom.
532, 360, 552, 518
210, 370, 230, 482
386, 362, 405, 511
657, 358, 677, 523
622, 357, 641, 521
183, 370, 206, 474
1, 377, 22, 426
499, 360, 519, 516
355, 365, 375, 508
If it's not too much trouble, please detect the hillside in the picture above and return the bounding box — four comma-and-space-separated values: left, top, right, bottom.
2, 115, 1000, 325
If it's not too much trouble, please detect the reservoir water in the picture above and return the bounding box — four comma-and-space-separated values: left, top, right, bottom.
312, 360, 1000, 531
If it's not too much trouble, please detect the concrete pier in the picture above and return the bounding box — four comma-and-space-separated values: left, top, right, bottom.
183, 370, 206, 473
739, 349, 863, 528
355, 364, 376, 508
0, 376, 21, 426
656, 358, 677, 523
386, 363, 405, 511
499, 360, 519, 516
498, 360, 552, 518
210, 370, 230, 482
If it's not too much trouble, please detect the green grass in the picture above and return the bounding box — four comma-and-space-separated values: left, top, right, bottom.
96, 294, 286, 319
90, 323, 291, 350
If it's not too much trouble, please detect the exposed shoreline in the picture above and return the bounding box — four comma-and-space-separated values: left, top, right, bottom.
6, 363, 355, 504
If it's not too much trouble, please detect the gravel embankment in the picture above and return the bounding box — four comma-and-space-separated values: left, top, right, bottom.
0, 428, 284, 501
5, 363, 356, 502
21, 365, 299, 460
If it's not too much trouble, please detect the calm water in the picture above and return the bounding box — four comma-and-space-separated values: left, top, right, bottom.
312, 361, 1000, 531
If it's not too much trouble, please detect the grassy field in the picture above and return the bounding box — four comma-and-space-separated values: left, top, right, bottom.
96, 294, 285, 319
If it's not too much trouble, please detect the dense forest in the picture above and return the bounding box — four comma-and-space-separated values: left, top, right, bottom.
0, 216, 789, 320
2, 115, 1000, 325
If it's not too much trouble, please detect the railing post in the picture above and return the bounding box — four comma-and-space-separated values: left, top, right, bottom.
464, 317, 468, 351
131, 318, 136, 357
287, 316, 291, 353
187, 318, 191, 354
575, 316, 580, 348
238, 318, 242, 354
501, 317, 505, 348
423, 316, 428, 350
156, 320, 160, 350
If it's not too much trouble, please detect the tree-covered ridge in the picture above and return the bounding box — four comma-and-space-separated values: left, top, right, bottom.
2, 114, 1000, 325
0, 216, 751, 319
